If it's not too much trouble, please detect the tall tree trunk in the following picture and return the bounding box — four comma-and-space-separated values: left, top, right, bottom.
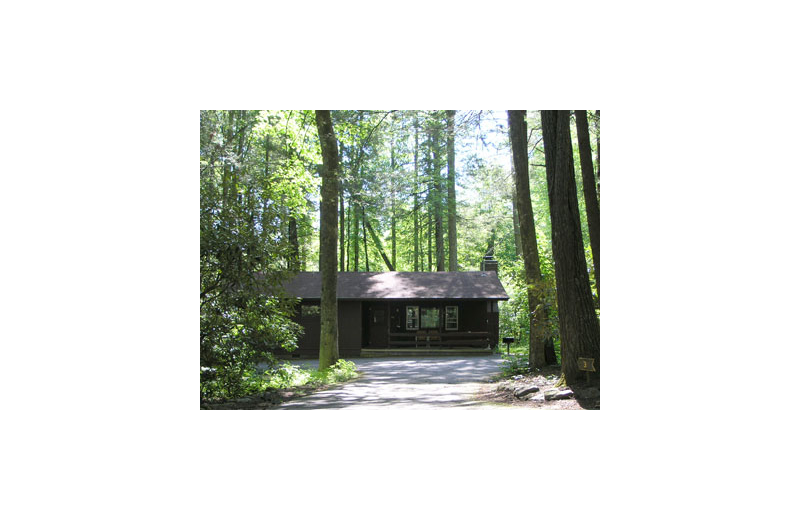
427, 211, 432, 271
508, 110, 547, 369
352, 196, 359, 271
364, 216, 395, 271
339, 140, 345, 272
288, 216, 299, 271
575, 110, 600, 302
362, 215, 370, 271
432, 123, 445, 271
390, 141, 397, 270
541, 110, 600, 386
345, 200, 350, 271
413, 116, 420, 272
314, 110, 340, 370
222, 111, 234, 212
446, 110, 458, 271
512, 193, 521, 258
595, 110, 600, 195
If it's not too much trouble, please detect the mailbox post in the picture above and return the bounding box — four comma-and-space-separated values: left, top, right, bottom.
502, 337, 515, 356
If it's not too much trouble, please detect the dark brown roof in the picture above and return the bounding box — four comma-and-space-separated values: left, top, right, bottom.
282, 271, 509, 301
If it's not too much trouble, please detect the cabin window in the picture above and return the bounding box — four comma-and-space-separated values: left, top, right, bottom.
420, 307, 439, 329
445, 306, 458, 330
301, 305, 320, 317
406, 306, 419, 330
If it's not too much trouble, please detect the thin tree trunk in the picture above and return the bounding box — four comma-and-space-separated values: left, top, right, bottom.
362, 215, 370, 271
413, 116, 420, 272
432, 123, 445, 271
390, 141, 397, 270
427, 211, 432, 271
288, 216, 299, 271
595, 110, 600, 194
364, 216, 395, 271
352, 196, 359, 271
575, 110, 600, 301
508, 110, 547, 369
541, 110, 600, 386
345, 200, 350, 271
339, 142, 345, 272
512, 194, 521, 258
446, 110, 458, 271
314, 110, 340, 370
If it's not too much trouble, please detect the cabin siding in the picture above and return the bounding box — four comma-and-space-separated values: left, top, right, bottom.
290, 300, 362, 358
288, 298, 500, 357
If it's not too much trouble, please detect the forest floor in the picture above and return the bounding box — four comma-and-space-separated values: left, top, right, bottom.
474, 365, 600, 410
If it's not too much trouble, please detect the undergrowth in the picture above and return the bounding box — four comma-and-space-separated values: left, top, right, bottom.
237, 359, 359, 397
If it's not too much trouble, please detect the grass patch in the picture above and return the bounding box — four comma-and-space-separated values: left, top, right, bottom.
240, 359, 360, 395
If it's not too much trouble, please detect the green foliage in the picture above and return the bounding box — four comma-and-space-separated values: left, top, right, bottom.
200, 110, 318, 401
226, 359, 360, 398
499, 353, 531, 377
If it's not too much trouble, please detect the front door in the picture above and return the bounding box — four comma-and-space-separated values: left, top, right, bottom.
368, 303, 388, 348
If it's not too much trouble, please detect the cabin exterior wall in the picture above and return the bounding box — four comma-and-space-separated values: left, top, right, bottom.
289, 298, 500, 357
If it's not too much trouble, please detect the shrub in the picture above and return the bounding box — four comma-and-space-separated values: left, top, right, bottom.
500, 353, 531, 378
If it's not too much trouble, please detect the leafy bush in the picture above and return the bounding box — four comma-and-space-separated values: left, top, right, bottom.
500, 353, 531, 377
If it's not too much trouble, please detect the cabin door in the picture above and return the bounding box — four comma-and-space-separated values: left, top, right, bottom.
367, 303, 388, 348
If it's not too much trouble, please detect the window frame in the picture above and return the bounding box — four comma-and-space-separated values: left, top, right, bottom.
445, 305, 458, 331
406, 306, 419, 330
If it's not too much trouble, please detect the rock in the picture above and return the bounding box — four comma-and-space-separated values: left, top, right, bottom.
514, 385, 540, 398
544, 389, 574, 401
530, 394, 545, 402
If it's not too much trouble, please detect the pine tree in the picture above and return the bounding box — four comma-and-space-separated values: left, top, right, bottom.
314, 110, 340, 370
541, 110, 600, 386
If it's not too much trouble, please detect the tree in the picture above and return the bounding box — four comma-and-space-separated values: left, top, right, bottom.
508, 110, 547, 369
575, 110, 600, 301
200, 110, 312, 400
541, 110, 600, 386
446, 110, 458, 271
315, 110, 340, 370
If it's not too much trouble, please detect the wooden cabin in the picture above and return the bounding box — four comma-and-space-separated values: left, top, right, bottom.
281, 260, 509, 357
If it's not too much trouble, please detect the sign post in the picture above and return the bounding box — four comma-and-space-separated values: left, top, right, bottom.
578, 357, 596, 383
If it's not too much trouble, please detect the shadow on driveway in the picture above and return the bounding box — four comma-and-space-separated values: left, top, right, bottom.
277, 355, 504, 410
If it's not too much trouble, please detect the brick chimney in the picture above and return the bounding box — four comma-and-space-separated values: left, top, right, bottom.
480, 254, 498, 272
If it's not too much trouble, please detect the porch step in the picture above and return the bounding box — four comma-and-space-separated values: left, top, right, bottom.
360, 348, 494, 357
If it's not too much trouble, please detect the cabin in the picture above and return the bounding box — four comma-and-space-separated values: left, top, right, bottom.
281, 257, 509, 357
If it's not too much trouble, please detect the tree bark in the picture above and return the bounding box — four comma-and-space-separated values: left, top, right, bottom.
362, 214, 370, 271
352, 196, 359, 271
508, 110, 546, 369
595, 110, 600, 186
314, 110, 340, 370
575, 110, 600, 301
288, 216, 299, 271
345, 200, 350, 271
413, 116, 420, 272
390, 141, 397, 271
432, 123, 445, 271
512, 193, 521, 258
446, 110, 458, 271
541, 110, 600, 386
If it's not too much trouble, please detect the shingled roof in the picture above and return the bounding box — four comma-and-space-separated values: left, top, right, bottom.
282, 271, 509, 301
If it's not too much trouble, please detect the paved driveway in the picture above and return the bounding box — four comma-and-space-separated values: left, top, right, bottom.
277, 356, 505, 410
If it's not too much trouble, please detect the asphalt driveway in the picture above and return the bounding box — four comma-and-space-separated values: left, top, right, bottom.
276, 355, 504, 410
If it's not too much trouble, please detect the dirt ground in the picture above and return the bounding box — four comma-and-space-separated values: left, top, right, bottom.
474, 365, 600, 410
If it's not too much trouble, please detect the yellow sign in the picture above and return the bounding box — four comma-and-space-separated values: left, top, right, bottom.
578, 358, 596, 372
